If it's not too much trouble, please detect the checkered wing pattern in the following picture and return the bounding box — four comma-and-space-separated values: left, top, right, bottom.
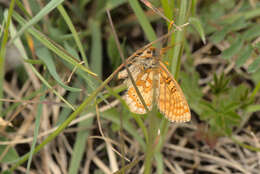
123, 69, 158, 114
158, 62, 190, 122
118, 47, 191, 123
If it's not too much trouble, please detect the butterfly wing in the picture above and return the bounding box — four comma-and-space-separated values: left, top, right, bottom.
124, 69, 158, 114
158, 62, 191, 122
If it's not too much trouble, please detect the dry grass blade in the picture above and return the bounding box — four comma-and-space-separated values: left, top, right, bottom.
0, 100, 119, 146
165, 143, 249, 173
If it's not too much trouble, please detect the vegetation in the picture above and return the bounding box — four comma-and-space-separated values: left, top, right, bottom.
0, 0, 260, 173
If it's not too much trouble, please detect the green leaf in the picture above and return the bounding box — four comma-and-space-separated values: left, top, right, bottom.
219, 0, 236, 10
2, 170, 12, 174
226, 17, 249, 32
9, 11, 75, 110
68, 117, 93, 174
222, 37, 243, 59
90, 20, 102, 76
26, 86, 46, 173
189, 17, 206, 44
215, 115, 223, 129
229, 84, 249, 102
170, 0, 188, 76
210, 73, 230, 94
180, 70, 203, 114
251, 69, 260, 87
106, 0, 127, 9
246, 104, 260, 113
12, 12, 96, 77
1, 4, 16, 112
0, 136, 19, 163
210, 18, 249, 44
128, 0, 157, 42
242, 24, 260, 41
28, 0, 41, 15
36, 46, 81, 92
227, 111, 241, 121
101, 108, 146, 149
107, 35, 122, 70
248, 56, 260, 73
210, 27, 229, 43
10, 0, 65, 43
64, 41, 80, 60
161, 0, 174, 20
57, 5, 88, 66
55, 89, 79, 125
236, 45, 253, 67
222, 102, 240, 113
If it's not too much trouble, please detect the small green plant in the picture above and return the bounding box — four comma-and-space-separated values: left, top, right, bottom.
202, 73, 242, 136
180, 0, 260, 148
182, 71, 255, 146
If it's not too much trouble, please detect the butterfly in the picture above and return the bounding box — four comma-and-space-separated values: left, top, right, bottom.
118, 47, 191, 122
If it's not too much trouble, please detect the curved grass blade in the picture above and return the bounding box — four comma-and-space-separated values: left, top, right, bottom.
36, 46, 81, 92
12, 12, 96, 77
10, 0, 65, 43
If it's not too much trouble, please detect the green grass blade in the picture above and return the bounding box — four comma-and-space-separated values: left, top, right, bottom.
12, 12, 96, 77
155, 152, 163, 174
248, 56, 260, 73
102, 109, 146, 149
90, 20, 102, 76
10, 0, 65, 43
161, 0, 174, 20
0, 1, 16, 113
8, 16, 75, 110
57, 4, 89, 66
222, 37, 243, 60
128, 0, 157, 42
68, 118, 93, 174
26, 87, 45, 174
246, 104, 260, 113
9, 58, 118, 171
170, 0, 188, 77
36, 46, 81, 92
189, 17, 206, 44
236, 45, 253, 67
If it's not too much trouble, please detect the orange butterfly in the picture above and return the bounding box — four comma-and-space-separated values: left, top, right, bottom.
118, 47, 191, 122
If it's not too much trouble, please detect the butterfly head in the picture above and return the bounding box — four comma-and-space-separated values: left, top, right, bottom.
139, 47, 156, 58
134, 47, 159, 69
